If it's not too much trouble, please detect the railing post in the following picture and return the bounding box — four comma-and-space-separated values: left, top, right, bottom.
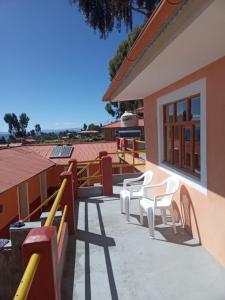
22, 226, 60, 300
132, 139, 139, 158
99, 151, 108, 184
69, 159, 78, 199
116, 138, 120, 150
124, 138, 128, 151
101, 156, 113, 196
99, 151, 108, 159
60, 171, 76, 235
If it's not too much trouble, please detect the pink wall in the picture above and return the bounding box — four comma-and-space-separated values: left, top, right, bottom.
144, 55, 225, 266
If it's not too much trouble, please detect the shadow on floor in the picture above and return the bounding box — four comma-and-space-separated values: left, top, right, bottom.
128, 214, 200, 247
64, 198, 118, 300
81, 200, 118, 300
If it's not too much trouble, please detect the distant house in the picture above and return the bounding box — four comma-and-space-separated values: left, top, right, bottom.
103, 118, 144, 141
79, 130, 99, 138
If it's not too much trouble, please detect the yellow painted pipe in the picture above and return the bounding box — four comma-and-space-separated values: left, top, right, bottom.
67, 162, 73, 173
13, 253, 41, 300
44, 178, 67, 227
23, 190, 58, 222
57, 205, 68, 243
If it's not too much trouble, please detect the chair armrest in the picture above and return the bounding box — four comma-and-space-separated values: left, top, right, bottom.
123, 174, 145, 189
126, 184, 143, 192
154, 192, 176, 202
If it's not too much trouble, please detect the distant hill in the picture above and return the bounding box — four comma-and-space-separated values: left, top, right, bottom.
42, 128, 81, 134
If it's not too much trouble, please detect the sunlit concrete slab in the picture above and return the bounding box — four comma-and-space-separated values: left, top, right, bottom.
62, 185, 225, 300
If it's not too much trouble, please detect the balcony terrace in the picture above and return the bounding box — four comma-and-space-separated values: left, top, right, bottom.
5, 140, 225, 300
62, 184, 225, 300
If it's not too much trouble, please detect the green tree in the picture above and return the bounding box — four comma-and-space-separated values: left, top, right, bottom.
30, 129, 36, 137
105, 25, 144, 118
87, 123, 101, 132
109, 25, 143, 80
83, 123, 87, 131
4, 113, 21, 137
4, 113, 13, 135
35, 124, 41, 136
70, 0, 159, 38
19, 113, 30, 137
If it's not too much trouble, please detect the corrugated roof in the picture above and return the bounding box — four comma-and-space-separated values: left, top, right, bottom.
26, 141, 119, 165
103, 119, 144, 128
0, 147, 55, 194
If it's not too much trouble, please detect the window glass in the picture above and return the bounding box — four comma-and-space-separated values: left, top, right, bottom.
191, 96, 200, 120
166, 126, 172, 162
173, 126, 180, 166
194, 125, 201, 175
166, 104, 174, 123
163, 95, 200, 178
183, 127, 191, 169
177, 100, 187, 122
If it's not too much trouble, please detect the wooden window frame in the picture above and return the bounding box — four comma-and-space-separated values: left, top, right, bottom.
163, 94, 200, 177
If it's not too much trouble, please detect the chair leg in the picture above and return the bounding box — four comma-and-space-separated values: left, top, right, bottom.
125, 196, 130, 222
161, 209, 167, 224
170, 208, 177, 234
120, 194, 123, 214
147, 207, 155, 239
140, 205, 144, 225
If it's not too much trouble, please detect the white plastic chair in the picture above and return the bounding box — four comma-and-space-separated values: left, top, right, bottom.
139, 176, 180, 238
120, 171, 153, 220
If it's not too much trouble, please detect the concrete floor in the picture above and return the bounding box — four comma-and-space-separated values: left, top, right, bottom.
62, 184, 225, 300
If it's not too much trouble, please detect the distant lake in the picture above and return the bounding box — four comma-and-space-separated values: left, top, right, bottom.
0, 132, 9, 139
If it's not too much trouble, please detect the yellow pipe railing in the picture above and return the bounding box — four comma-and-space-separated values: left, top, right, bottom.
136, 140, 145, 144
57, 205, 68, 243
14, 161, 71, 300
77, 159, 100, 165
22, 190, 58, 222
67, 162, 74, 173
44, 178, 67, 227
77, 156, 99, 176
13, 253, 41, 300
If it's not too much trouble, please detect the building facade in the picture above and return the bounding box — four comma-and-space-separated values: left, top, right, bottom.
103, 0, 225, 266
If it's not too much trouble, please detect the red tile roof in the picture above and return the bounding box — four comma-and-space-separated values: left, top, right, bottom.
26, 141, 119, 165
0, 147, 55, 194
103, 119, 144, 128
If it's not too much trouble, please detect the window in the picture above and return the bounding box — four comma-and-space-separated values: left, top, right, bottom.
163, 95, 200, 177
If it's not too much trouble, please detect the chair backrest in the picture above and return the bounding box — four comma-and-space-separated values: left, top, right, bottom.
143, 170, 153, 186
158, 176, 179, 206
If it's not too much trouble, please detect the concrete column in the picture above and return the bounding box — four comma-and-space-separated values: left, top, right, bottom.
132, 139, 139, 158
99, 151, 108, 184
116, 138, 120, 150
99, 151, 108, 159
124, 138, 128, 151
101, 156, 113, 196
22, 226, 60, 300
60, 171, 76, 235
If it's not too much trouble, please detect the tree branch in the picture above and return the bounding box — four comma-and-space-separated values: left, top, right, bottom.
130, 6, 149, 17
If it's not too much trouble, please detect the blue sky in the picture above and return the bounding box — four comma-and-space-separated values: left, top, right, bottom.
0, 0, 143, 132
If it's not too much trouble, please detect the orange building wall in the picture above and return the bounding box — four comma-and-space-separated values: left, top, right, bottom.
47, 165, 65, 191
0, 187, 18, 237
144, 55, 225, 266
28, 175, 41, 220
28, 175, 40, 204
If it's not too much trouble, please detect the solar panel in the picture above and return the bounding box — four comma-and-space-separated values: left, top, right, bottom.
49, 145, 74, 158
